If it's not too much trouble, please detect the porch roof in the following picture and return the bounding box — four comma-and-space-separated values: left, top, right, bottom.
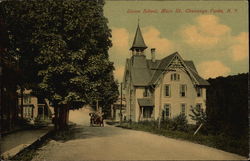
137, 98, 154, 107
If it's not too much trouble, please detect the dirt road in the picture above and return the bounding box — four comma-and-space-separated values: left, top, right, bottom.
32, 108, 246, 160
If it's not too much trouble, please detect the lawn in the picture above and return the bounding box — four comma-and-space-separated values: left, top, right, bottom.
118, 121, 248, 157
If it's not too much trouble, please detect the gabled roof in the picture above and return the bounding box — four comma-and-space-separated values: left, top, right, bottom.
123, 52, 209, 87
130, 24, 147, 51
189, 69, 210, 86
150, 52, 177, 84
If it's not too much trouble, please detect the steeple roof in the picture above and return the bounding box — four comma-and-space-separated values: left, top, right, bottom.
130, 24, 147, 51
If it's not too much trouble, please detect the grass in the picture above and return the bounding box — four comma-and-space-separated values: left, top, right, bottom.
10, 148, 38, 161
118, 122, 248, 157
11, 124, 77, 161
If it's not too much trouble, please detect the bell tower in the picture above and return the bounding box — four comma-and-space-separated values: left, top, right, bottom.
130, 22, 147, 56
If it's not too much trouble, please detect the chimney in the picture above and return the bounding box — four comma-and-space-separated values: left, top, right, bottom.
151, 48, 156, 62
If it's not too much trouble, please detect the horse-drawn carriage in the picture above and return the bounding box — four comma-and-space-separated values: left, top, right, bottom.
89, 112, 104, 127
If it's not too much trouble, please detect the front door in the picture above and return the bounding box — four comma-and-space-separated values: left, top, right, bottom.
140, 106, 153, 121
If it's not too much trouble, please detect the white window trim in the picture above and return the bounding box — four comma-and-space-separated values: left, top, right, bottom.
164, 84, 171, 97
180, 84, 187, 97
171, 73, 180, 81
164, 104, 171, 118
180, 103, 187, 115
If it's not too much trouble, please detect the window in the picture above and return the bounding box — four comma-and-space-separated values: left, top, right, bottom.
197, 87, 202, 97
171, 73, 180, 81
24, 95, 31, 104
165, 85, 170, 97
143, 88, 150, 97
24, 106, 32, 118
196, 103, 202, 111
181, 104, 186, 115
180, 84, 187, 97
162, 104, 171, 119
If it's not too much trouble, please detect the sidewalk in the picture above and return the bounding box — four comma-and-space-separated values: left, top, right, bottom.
0, 125, 53, 159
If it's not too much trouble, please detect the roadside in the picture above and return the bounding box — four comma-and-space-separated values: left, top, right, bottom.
31, 124, 247, 160
117, 121, 248, 158
0, 125, 53, 160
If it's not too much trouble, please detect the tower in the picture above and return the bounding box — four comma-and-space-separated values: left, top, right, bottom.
130, 23, 147, 56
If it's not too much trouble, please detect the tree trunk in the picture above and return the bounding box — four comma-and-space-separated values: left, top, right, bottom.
55, 105, 68, 130
54, 105, 69, 131
54, 106, 59, 130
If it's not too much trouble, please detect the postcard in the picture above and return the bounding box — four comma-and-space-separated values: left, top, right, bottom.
0, 0, 248, 160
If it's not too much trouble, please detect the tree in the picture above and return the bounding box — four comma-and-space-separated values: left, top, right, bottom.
189, 105, 207, 126
206, 73, 248, 137
2, 0, 118, 130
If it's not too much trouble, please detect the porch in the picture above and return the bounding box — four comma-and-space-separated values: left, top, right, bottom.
137, 98, 154, 121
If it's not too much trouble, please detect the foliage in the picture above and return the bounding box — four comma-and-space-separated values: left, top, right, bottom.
206, 73, 248, 137
10, 148, 37, 161
170, 114, 188, 131
119, 122, 248, 157
189, 105, 207, 125
2, 0, 118, 113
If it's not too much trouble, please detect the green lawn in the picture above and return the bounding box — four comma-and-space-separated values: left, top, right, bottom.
118, 122, 248, 157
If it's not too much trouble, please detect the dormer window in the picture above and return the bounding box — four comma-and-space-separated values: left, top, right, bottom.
143, 87, 150, 97
171, 73, 180, 81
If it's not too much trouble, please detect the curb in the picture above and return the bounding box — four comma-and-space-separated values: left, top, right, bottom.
1, 128, 54, 160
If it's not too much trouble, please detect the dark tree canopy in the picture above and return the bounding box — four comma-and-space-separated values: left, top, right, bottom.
206, 73, 248, 137
2, 0, 118, 111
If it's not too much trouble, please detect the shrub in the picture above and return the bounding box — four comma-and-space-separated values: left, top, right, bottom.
189, 105, 207, 125
171, 114, 188, 132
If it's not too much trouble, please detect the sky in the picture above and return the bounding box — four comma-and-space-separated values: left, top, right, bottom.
103, 0, 248, 82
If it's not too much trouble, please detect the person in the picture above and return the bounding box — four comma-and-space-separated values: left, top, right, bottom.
96, 111, 104, 127
89, 113, 95, 126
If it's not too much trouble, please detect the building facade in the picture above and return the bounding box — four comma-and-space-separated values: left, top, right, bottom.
111, 95, 126, 121
18, 89, 54, 120
123, 24, 209, 123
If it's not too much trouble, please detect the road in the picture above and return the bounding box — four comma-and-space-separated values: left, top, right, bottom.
32, 108, 247, 160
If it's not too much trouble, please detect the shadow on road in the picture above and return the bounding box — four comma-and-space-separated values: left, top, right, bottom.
52, 124, 123, 142
51, 107, 124, 142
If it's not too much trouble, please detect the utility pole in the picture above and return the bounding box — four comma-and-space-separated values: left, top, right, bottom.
96, 100, 99, 112
129, 59, 132, 124
120, 82, 122, 124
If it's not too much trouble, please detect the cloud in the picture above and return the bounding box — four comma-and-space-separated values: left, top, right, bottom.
195, 15, 231, 37
197, 60, 231, 79
114, 66, 124, 82
229, 32, 249, 61
110, 27, 130, 55
178, 15, 248, 63
142, 26, 176, 58
179, 15, 231, 49
109, 27, 130, 83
